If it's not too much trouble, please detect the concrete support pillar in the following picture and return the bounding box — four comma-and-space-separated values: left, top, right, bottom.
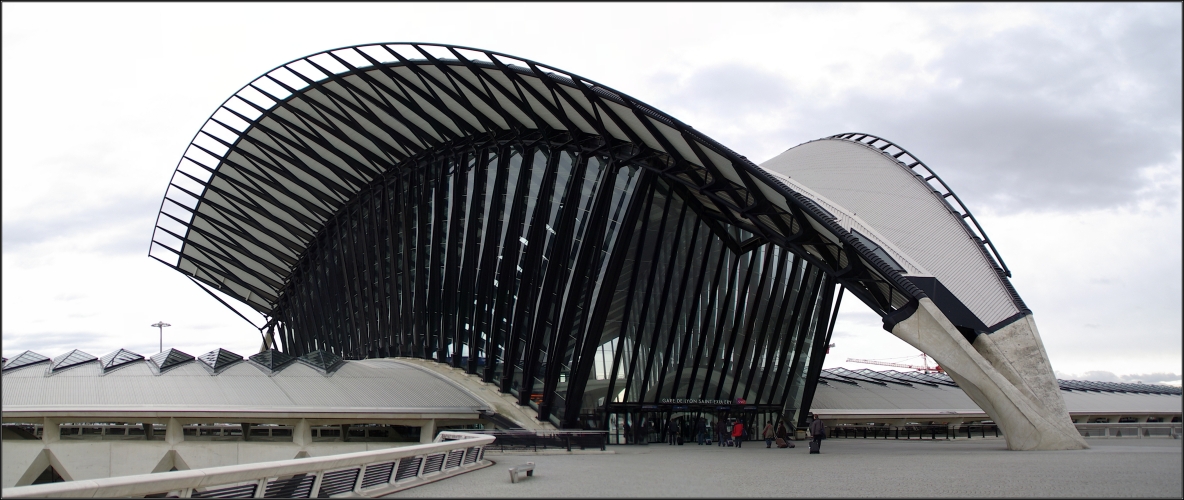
889, 298, 1087, 450
419, 420, 437, 443
340, 424, 351, 443
42, 418, 59, 443
241, 423, 252, 442
165, 418, 184, 445
143, 422, 155, 440
293, 419, 313, 447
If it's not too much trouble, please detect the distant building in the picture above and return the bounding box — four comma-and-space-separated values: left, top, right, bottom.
3, 351, 1178, 486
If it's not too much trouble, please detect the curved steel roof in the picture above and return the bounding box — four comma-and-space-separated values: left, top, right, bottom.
761, 134, 1028, 330
149, 42, 1015, 333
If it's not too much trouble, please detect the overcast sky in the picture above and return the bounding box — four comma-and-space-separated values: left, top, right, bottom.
3, 3, 1180, 385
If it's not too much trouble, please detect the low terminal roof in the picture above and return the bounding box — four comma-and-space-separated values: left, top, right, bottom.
813, 368, 1181, 417
1, 348, 491, 418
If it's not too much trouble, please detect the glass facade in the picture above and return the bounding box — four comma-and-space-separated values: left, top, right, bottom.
270, 135, 837, 430
151, 44, 921, 433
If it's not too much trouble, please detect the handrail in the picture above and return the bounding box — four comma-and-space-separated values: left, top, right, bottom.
2, 431, 494, 498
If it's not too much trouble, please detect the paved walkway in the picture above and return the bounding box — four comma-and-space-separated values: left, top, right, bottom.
397, 438, 1182, 497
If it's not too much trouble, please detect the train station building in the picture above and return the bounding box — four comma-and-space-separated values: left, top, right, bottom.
2, 42, 1124, 483
126, 42, 1107, 452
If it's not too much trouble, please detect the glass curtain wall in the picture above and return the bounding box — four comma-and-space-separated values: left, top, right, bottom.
271, 136, 835, 429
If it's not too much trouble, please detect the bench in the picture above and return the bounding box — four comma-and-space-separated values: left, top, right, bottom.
508, 462, 535, 483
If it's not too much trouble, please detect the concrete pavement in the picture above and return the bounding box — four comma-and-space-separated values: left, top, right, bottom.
396, 437, 1182, 497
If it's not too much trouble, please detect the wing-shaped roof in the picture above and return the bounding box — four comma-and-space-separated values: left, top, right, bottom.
761, 133, 1028, 331
150, 44, 1020, 333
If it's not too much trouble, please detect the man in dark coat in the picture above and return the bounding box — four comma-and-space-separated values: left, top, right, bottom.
808, 413, 827, 454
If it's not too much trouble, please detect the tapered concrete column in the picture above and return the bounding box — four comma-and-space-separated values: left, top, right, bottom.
419, 420, 437, 443
42, 418, 59, 443
293, 419, 313, 447
165, 418, 184, 445
890, 298, 1087, 450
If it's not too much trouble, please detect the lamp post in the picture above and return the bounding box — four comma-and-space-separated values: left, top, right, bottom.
151, 321, 171, 353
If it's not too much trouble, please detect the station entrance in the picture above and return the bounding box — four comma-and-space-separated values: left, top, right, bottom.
604, 403, 787, 445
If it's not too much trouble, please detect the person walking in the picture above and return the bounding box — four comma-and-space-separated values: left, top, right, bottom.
808, 413, 827, 454
732, 419, 745, 448
775, 421, 793, 448
763, 421, 775, 448
696, 417, 706, 445
668, 418, 679, 445
716, 419, 727, 447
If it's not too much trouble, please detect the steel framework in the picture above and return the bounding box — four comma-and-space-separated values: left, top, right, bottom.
150, 43, 946, 428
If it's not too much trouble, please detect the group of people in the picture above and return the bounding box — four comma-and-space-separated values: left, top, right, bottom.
661, 417, 783, 449
663, 413, 828, 453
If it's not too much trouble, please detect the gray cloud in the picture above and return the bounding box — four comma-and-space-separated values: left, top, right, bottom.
653, 5, 1181, 215
1055, 370, 1182, 386
2, 194, 160, 255
1, 331, 116, 358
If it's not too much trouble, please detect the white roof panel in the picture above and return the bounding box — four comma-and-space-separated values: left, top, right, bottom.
761, 139, 1020, 328
2, 357, 490, 414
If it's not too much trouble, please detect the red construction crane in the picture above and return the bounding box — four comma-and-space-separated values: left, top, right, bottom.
846, 354, 943, 373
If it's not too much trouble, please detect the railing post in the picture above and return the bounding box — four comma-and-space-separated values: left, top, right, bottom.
308, 470, 325, 498
253, 478, 268, 498
353, 465, 366, 493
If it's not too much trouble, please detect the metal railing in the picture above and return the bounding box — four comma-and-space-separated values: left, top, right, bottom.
1, 431, 493, 498
466, 429, 607, 451
1075, 423, 1182, 439
829, 424, 997, 440
827, 422, 1182, 441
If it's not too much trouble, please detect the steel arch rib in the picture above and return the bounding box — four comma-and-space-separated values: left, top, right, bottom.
150, 42, 923, 322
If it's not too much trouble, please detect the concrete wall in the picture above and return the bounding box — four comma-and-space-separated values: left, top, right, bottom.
1, 417, 429, 488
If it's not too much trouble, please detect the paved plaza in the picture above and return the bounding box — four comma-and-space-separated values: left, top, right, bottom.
398, 438, 1182, 497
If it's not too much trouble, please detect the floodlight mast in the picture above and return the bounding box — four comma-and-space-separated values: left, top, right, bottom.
151, 321, 171, 353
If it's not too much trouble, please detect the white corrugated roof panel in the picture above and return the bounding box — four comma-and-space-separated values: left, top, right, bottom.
761, 139, 1020, 328
1, 357, 490, 415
